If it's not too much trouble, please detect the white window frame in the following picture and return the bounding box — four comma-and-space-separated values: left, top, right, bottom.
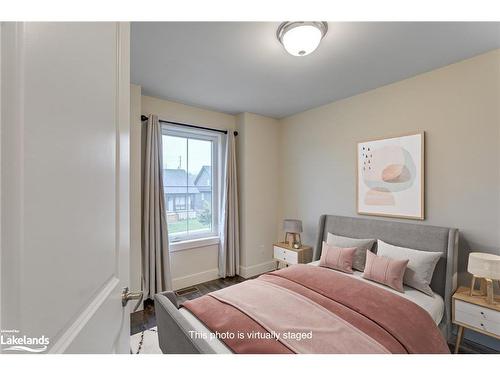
161, 124, 220, 246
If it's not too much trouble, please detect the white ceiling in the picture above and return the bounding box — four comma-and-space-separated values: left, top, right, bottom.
131, 22, 500, 118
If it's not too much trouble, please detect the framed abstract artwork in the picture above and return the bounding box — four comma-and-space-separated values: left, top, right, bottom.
357, 132, 424, 220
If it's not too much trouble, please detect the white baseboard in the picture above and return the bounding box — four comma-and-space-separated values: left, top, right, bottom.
171, 260, 277, 290
172, 268, 220, 290
238, 260, 277, 279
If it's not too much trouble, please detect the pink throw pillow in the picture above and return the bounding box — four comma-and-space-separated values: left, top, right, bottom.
319, 242, 357, 274
362, 250, 409, 292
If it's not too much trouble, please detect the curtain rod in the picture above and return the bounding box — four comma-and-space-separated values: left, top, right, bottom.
141, 115, 238, 136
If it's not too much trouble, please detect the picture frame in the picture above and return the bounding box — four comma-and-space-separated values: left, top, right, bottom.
356, 132, 425, 220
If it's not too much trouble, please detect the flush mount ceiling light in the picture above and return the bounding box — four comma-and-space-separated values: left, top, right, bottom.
277, 21, 328, 57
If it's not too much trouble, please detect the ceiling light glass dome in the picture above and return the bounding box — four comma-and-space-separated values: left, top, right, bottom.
277, 22, 328, 56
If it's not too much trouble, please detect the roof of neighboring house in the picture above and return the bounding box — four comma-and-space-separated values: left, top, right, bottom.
194, 165, 212, 189
163, 169, 199, 194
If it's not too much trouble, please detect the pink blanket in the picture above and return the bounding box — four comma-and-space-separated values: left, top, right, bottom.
182, 264, 450, 354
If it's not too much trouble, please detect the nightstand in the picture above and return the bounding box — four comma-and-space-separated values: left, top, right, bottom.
452, 286, 500, 353
273, 242, 313, 269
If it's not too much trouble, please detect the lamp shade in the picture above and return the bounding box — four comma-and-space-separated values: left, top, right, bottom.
468, 252, 500, 280
283, 219, 302, 233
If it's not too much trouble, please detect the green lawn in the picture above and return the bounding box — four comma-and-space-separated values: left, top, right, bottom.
168, 218, 210, 234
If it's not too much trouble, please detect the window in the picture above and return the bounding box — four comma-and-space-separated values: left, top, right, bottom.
162, 125, 219, 243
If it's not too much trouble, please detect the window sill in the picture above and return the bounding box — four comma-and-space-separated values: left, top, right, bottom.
169, 236, 220, 252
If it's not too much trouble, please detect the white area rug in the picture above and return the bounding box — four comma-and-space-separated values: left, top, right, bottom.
130, 327, 162, 354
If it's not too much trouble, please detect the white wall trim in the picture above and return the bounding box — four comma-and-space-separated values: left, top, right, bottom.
170, 259, 278, 292
238, 260, 277, 279
172, 268, 219, 291
169, 236, 219, 253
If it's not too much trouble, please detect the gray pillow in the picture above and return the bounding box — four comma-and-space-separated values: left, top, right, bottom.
326, 233, 375, 272
376, 240, 441, 296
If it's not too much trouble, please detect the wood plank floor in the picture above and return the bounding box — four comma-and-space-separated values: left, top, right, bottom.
130, 276, 246, 335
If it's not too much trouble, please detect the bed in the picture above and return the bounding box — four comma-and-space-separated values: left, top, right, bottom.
154, 215, 459, 354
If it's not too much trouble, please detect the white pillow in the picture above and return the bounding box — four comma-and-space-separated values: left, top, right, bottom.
376, 240, 441, 296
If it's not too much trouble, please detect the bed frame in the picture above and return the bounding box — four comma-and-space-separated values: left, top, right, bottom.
155, 215, 459, 353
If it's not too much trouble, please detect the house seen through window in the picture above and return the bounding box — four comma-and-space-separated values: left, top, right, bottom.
162, 125, 219, 243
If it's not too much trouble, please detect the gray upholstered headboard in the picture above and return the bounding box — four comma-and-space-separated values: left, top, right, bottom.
314, 215, 459, 340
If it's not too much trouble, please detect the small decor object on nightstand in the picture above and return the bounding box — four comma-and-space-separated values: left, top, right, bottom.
283, 219, 303, 248
468, 252, 500, 305
273, 242, 312, 269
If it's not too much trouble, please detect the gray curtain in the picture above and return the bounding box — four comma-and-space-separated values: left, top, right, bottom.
218, 132, 240, 277
142, 114, 172, 299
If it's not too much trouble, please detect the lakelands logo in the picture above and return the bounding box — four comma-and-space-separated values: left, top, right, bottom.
1, 329, 49, 353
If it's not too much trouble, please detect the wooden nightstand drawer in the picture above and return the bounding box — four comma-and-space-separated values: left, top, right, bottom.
273, 246, 286, 261
455, 308, 500, 336
273, 246, 300, 264
455, 300, 500, 324
273, 243, 313, 267
283, 249, 298, 264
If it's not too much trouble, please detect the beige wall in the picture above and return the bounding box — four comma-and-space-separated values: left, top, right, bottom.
237, 113, 281, 277
142, 95, 236, 132
280, 49, 500, 285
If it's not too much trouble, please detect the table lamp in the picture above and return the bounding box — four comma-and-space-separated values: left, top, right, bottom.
468, 252, 500, 304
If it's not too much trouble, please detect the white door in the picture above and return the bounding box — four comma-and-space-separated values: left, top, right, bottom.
0, 22, 131, 353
